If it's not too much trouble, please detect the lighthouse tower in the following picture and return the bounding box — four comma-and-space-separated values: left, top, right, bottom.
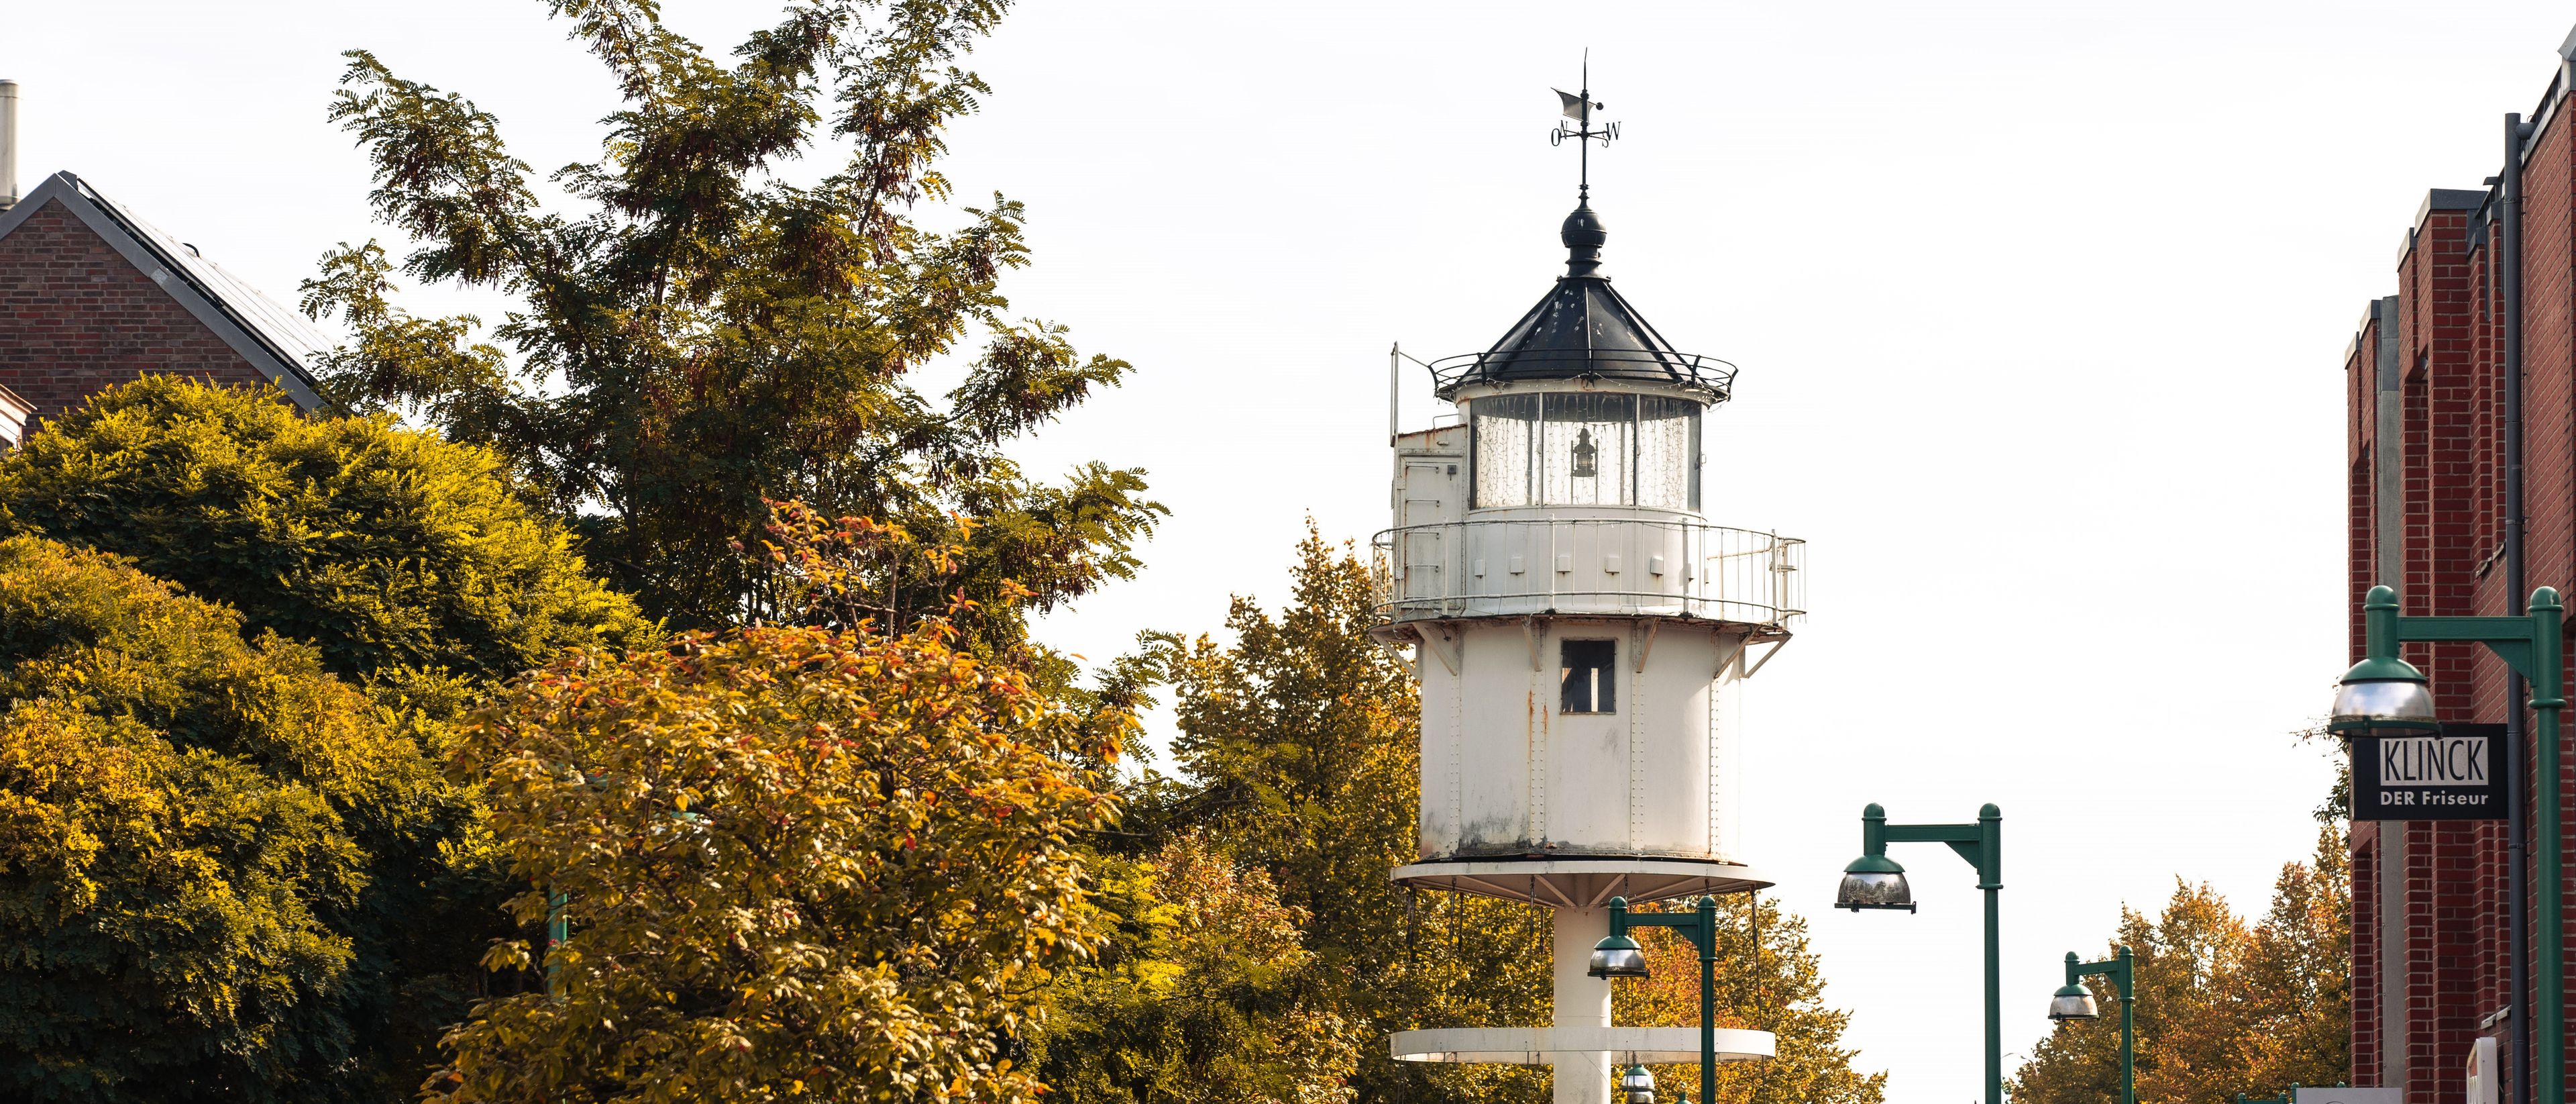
1375, 87, 1802, 1104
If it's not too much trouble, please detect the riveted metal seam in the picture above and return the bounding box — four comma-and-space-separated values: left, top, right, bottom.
1529, 654, 1547, 846
1448, 655, 1462, 854
1629, 638, 1645, 853
1709, 658, 1723, 860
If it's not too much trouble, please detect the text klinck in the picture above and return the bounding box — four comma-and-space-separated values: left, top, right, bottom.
2379, 736, 2487, 787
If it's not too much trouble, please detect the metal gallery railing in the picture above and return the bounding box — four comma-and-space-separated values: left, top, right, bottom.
1425, 348, 1739, 403
1369, 517, 1805, 626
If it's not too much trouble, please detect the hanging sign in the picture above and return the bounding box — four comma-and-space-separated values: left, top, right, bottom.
2353, 723, 2507, 821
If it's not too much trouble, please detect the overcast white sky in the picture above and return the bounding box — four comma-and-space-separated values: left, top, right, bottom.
8, 1, 2571, 1097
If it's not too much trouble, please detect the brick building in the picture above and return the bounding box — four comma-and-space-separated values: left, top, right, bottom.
0, 169, 329, 434
2344, 26, 2576, 1104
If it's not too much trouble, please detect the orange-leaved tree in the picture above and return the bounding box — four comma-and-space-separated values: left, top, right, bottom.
432, 544, 1126, 1102
2011, 825, 2350, 1104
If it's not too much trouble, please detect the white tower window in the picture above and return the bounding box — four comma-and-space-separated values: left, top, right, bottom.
1559, 639, 1617, 713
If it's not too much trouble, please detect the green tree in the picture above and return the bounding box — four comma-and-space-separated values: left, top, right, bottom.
1150, 528, 1884, 1104
1035, 834, 1362, 1104
2010, 825, 2351, 1104
1158, 526, 1546, 1104
0, 376, 652, 687
0, 536, 490, 1103
433, 606, 1123, 1103
303, 0, 1159, 633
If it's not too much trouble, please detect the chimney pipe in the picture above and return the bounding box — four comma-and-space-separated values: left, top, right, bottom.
0, 81, 17, 211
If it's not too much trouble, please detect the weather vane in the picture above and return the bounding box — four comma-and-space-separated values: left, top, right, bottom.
1549, 49, 1617, 201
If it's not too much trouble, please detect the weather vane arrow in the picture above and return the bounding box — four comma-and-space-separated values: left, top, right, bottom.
1548, 49, 1619, 201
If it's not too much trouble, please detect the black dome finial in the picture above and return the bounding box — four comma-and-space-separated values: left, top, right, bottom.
1562, 202, 1607, 279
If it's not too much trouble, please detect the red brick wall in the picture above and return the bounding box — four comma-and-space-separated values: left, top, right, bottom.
0, 197, 276, 425
2349, 88, 2576, 1103
2529, 100, 2576, 1104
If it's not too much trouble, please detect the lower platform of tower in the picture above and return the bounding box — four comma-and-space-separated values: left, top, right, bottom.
1386, 896, 1776, 1104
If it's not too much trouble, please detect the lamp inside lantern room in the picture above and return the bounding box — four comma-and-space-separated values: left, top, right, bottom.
1571, 427, 1599, 478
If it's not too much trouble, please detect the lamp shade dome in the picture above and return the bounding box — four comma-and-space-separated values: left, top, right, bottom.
2047, 982, 2100, 1021
1589, 933, 1648, 978
2329, 657, 2440, 738
1620, 1063, 1656, 1104
1836, 853, 1913, 911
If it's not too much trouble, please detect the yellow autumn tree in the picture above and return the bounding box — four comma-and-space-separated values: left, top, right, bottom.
1159, 525, 1556, 1104
1034, 834, 1362, 1104
433, 614, 1123, 1104
2012, 827, 2351, 1104
0, 535, 481, 1103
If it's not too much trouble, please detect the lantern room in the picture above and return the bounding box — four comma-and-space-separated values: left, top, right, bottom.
1377, 203, 1799, 627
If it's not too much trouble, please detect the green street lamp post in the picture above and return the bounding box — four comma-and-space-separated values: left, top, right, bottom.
1835, 802, 2004, 1104
545, 885, 569, 997
1590, 894, 1720, 1104
2047, 946, 2134, 1104
2334, 584, 2563, 1104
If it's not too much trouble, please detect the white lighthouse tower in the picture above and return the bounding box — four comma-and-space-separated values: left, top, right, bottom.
1374, 87, 1803, 1104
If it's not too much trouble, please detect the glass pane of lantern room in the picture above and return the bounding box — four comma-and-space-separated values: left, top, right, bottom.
1637, 396, 1702, 511
1471, 393, 1539, 508
1540, 393, 1634, 505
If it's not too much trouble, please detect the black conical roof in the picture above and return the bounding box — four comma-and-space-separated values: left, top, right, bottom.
1430, 201, 1730, 402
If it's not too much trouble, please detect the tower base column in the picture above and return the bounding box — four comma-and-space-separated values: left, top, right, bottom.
1554, 907, 1612, 1104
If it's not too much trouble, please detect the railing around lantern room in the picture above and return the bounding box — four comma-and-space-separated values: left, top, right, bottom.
1368, 517, 1805, 628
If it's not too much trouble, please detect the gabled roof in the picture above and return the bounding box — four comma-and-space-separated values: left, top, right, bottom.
1430, 201, 1733, 403
0, 171, 329, 409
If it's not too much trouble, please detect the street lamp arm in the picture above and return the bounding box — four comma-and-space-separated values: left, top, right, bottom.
2396, 615, 2546, 643
1878, 807, 2002, 889
1879, 823, 1992, 876
1613, 905, 1718, 956
2367, 583, 2563, 687
1882, 823, 1984, 845
2066, 945, 2134, 1002
2395, 617, 2540, 678
1605, 897, 1723, 958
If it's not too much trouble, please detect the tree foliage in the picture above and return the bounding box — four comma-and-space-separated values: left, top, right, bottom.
1035, 834, 1361, 1104
432, 607, 1124, 1103
0, 536, 490, 1103
0, 376, 652, 686
1154, 525, 1548, 1104
302, 0, 1159, 632
2011, 826, 2351, 1104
